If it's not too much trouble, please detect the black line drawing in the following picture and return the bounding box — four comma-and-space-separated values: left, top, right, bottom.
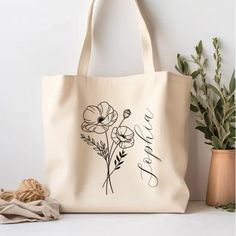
81, 101, 135, 195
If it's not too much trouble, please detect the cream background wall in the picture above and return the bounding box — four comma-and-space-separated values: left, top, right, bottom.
0, 0, 234, 200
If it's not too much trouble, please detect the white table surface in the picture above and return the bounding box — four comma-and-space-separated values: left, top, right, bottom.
0, 201, 235, 236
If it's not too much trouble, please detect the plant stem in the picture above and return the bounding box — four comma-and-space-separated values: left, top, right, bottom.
118, 118, 125, 127
104, 117, 126, 193
105, 131, 109, 161
109, 144, 118, 166
105, 131, 113, 194
105, 160, 113, 194
102, 168, 116, 188
109, 118, 125, 154
213, 37, 222, 85
103, 144, 119, 189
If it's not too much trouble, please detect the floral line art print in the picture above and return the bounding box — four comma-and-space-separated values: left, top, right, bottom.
80, 101, 135, 195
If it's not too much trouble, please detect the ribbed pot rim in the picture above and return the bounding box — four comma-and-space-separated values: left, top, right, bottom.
212, 148, 235, 154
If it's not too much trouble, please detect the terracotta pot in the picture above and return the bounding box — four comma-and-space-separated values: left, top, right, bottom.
206, 149, 235, 206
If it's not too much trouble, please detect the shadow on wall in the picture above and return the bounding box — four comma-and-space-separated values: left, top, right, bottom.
186, 115, 199, 200
185, 114, 211, 200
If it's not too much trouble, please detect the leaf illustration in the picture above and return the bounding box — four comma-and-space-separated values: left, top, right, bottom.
113, 151, 127, 170
119, 161, 124, 166
80, 134, 107, 160
116, 155, 120, 162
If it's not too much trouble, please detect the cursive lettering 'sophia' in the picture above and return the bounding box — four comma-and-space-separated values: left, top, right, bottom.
134, 108, 161, 188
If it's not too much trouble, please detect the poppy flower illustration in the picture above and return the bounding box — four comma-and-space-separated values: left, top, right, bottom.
81, 102, 136, 195
81, 102, 118, 134
111, 126, 135, 149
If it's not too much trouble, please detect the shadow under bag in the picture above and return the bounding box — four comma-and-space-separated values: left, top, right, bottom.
42, 0, 192, 213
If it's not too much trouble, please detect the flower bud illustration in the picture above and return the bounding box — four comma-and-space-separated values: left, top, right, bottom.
123, 109, 131, 119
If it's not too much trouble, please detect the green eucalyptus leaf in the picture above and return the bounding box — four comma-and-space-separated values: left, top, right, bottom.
191, 94, 198, 105
193, 80, 198, 93
220, 126, 231, 145
190, 104, 199, 112
176, 54, 183, 70
191, 55, 198, 64
198, 102, 206, 114
228, 141, 235, 148
205, 142, 212, 145
196, 40, 203, 55
176, 54, 187, 75
229, 70, 235, 94
215, 110, 222, 124
213, 38, 217, 48
183, 61, 190, 75
225, 108, 236, 121
228, 94, 235, 106
203, 112, 211, 128
229, 117, 236, 123
215, 203, 235, 212
227, 137, 235, 149
175, 65, 182, 74
195, 126, 212, 140
207, 84, 224, 101
229, 126, 236, 138
215, 99, 223, 118
225, 105, 236, 116
223, 85, 229, 97
196, 120, 206, 126
213, 53, 216, 60
191, 70, 200, 79
212, 136, 221, 149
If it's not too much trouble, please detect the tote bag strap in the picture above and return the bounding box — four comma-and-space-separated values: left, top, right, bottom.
77, 0, 155, 77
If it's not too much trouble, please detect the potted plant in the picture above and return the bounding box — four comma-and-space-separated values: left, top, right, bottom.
175, 38, 235, 206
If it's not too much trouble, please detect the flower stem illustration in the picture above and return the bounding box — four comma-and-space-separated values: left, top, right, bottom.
105, 130, 113, 194
80, 102, 135, 195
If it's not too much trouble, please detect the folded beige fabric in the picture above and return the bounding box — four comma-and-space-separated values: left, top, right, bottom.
0, 197, 60, 224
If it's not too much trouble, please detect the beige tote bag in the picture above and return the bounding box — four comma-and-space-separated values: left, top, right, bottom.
43, 0, 191, 213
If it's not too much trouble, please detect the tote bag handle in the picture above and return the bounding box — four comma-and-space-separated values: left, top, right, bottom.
77, 0, 155, 76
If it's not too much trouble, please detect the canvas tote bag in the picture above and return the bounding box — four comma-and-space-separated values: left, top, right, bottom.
43, 0, 192, 213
